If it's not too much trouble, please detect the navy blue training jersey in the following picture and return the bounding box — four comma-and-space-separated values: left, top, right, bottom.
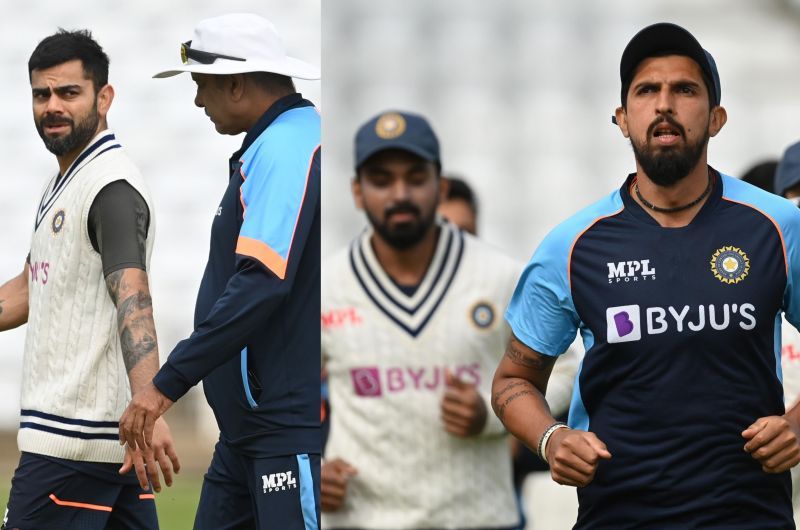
507, 170, 800, 529
153, 94, 321, 457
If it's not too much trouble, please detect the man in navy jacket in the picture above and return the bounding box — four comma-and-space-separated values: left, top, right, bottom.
119, 14, 321, 530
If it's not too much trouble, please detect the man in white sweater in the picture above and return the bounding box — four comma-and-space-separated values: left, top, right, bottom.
0, 29, 178, 529
322, 110, 520, 529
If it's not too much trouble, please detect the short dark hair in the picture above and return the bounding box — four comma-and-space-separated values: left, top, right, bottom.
621, 51, 714, 109
444, 176, 478, 216
28, 29, 109, 92
246, 72, 296, 95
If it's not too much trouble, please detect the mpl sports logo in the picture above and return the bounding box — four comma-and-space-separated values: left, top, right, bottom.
606, 302, 756, 343
607, 259, 656, 284
262, 471, 297, 493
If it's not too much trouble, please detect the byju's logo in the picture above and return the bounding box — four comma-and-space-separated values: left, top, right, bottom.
607, 260, 656, 283
606, 305, 641, 343
606, 302, 756, 343
262, 471, 297, 493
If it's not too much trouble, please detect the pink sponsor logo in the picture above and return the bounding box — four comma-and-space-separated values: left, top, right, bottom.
350, 364, 481, 396
350, 367, 382, 397
30, 261, 50, 286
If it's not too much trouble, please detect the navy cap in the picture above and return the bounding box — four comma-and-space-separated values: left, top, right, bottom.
620, 22, 721, 107
775, 141, 800, 196
355, 111, 440, 169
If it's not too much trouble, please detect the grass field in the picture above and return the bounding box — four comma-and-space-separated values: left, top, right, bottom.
153, 473, 203, 529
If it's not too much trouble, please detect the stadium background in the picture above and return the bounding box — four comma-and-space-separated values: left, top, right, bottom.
322, 0, 800, 528
0, 1, 319, 527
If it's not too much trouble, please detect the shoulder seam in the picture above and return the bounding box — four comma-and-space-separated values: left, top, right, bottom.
721, 196, 788, 277
567, 206, 625, 291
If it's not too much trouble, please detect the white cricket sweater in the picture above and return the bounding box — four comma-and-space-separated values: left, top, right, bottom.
19, 130, 155, 463
322, 221, 520, 529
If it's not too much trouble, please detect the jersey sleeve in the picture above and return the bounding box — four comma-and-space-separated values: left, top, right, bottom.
505, 225, 582, 357
235, 144, 320, 280
88, 180, 149, 275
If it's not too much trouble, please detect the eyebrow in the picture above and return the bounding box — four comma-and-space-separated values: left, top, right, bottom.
632, 79, 702, 92
31, 84, 83, 97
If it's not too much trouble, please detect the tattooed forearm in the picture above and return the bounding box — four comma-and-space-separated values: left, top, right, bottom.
492, 379, 529, 405
116, 292, 153, 330
105, 269, 159, 376
495, 389, 538, 421
505, 340, 553, 370
119, 315, 158, 372
105, 270, 123, 305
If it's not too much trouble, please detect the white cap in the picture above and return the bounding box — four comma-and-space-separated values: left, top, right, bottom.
154, 13, 320, 80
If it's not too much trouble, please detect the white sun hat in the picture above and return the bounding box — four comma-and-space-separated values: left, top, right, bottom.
154, 13, 320, 80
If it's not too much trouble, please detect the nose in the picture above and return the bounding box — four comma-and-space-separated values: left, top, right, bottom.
194, 89, 204, 108
655, 88, 674, 116
390, 179, 410, 201
44, 93, 65, 114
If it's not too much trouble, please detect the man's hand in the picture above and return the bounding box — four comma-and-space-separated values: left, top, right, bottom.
440, 370, 487, 437
321, 458, 357, 512
119, 382, 173, 450
743, 415, 800, 473
546, 428, 612, 487
119, 417, 181, 492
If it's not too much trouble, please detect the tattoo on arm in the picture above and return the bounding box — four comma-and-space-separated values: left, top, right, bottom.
492, 379, 538, 421
105, 270, 158, 373
105, 270, 123, 306
0, 299, 4, 317
504, 340, 552, 370
496, 389, 538, 421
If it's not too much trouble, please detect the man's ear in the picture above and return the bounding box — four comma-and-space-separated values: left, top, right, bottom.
615, 106, 629, 138
352, 176, 364, 210
225, 73, 245, 101
708, 106, 727, 137
97, 84, 114, 118
438, 176, 450, 203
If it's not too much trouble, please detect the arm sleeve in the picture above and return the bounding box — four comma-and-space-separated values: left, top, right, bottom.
152, 146, 321, 402
504, 232, 580, 357
87, 180, 149, 275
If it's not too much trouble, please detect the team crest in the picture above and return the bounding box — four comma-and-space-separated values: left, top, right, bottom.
375, 113, 406, 139
710, 246, 749, 284
51, 209, 66, 234
470, 301, 495, 329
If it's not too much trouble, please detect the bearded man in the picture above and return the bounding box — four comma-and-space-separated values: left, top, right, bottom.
492, 22, 800, 529
0, 29, 179, 529
321, 110, 521, 530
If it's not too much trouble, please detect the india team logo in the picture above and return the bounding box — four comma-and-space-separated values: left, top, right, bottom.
710, 246, 749, 284
375, 112, 406, 139
606, 305, 641, 343
51, 209, 65, 234
470, 301, 495, 329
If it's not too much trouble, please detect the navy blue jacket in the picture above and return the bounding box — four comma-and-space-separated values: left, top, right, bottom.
153, 94, 321, 457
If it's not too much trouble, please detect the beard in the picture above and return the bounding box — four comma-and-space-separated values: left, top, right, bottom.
35, 103, 100, 157
367, 201, 436, 250
631, 115, 709, 187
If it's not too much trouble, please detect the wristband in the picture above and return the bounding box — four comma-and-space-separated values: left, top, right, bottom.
537, 421, 569, 463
